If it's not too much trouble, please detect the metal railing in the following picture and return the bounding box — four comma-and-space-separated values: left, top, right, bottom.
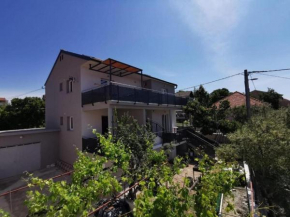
82, 82, 188, 106
82, 137, 101, 154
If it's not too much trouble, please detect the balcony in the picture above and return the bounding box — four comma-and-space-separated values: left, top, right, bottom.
82, 82, 188, 106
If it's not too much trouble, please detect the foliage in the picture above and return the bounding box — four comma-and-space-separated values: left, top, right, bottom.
193, 155, 240, 217
112, 112, 156, 198
25, 133, 130, 216
259, 88, 283, 109
0, 209, 10, 217
216, 108, 290, 215
209, 88, 230, 104
22, 113, 241, 217
184, 86, 239, 135
0, 97, 45, 130
134, 181, 193, 217
135, 155, 240, 217
192, 85, 210, 107
184, 98, 238, 135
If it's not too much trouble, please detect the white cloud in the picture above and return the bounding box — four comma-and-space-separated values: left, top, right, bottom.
170, 0, 249, 74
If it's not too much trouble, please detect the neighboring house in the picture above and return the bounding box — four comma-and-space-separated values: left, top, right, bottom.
0, 97, 7, 106
175, 91, 193, 98
45, 50, 188, 164
213, 91, 265, 109
251, 90, 290, 107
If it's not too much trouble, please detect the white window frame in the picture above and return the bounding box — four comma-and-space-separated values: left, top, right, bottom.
161, 88, 167, 94
68, 116, 74, 131
69, 80, 73, 93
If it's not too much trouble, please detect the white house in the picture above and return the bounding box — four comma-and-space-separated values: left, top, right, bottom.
45, 50, 188, 164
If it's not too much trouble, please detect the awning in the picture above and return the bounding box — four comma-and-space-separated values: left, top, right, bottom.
89, 58, 142, 77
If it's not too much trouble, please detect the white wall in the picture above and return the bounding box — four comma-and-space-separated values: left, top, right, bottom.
80, 66, 176, 94
81, 67, 142, 92
82, 109, 108, 137
0, 128, 59, 179
0, 143, 41, 179
45, 52, 87, 164
116, 109, 145, 125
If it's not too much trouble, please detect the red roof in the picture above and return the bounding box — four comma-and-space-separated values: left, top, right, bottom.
0, 98, 6, 102
213, 92, 265, 108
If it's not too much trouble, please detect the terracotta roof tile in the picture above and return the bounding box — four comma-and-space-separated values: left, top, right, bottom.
213, 91, 265, 108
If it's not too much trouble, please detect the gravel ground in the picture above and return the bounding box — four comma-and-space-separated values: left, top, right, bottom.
222, 187, 249, 217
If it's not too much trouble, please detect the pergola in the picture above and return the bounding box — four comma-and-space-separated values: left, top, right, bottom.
89, 58, 143, 85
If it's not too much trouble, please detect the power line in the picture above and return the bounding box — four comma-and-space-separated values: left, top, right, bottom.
249, 68, 290, 74
179, 73, 242, 91
257, 73, 290, 80
7, 87, 44, 100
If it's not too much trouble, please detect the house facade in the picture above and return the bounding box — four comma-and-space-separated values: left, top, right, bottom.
0, 98, 7, 106
45, 50, 188, 164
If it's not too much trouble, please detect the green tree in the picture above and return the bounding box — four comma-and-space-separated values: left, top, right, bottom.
0, 97, 45, 130
25, 133, 130, 216
209, 88, 230, 104
193, 86, 210, 107
112, 112, 156, 199
259, 88, 283, 109
184, 99, 237, 135
135, 155, 240, 217
216, 108, 290, 215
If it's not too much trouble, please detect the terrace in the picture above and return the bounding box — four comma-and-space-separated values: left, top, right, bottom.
82, 82, 188, 106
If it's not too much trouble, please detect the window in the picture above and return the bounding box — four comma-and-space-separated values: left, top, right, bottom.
67, 80, 73, 93
60, 117, 63, 126
67, 116, 74, 131
59, 82, 63, 91
161, 88, 167, 94
69, 80, 73, 92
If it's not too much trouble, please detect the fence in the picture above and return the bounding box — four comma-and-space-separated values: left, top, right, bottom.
82, 82, 188, 106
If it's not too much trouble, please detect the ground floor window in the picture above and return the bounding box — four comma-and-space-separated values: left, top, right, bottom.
67, 116, 74, 131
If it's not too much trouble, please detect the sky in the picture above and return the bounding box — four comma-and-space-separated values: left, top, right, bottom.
1, 0, 290, 100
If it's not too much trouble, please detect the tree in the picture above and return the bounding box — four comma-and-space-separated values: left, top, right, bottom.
209, 88, 230, 104
135, 155, 240, 217
25, 134, 130, 216
259, 88, 283, 109
0, 97, 45, 130
216, 108, 290, 215
112, 112, 156, 199
23, 114, 185, 216
184, 98, 238, 135
192, 86, 210, 107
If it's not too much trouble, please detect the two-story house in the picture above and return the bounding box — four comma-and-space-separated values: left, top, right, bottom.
45, 50, 188, 164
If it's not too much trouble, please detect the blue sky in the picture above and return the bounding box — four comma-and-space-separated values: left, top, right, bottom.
1, 0, 290, 99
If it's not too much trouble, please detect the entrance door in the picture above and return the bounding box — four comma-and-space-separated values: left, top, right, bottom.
162, 114, 169, 132
102, 116, 108, 134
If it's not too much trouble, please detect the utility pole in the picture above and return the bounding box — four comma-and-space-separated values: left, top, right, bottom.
244, 69, 251, 119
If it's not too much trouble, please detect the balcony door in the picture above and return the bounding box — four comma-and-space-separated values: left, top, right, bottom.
102, 116, 108, 135
162, 114, 169, 132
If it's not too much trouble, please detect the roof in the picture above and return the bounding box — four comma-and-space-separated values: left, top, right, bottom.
0, 98, 7, 101
251, 90, 290, 107
213, 91, 265, 108
45, 50, 177, 87
175, 91, 193, 98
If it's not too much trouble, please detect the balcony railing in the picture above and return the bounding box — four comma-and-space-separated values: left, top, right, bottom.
82, 82, 188, 106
